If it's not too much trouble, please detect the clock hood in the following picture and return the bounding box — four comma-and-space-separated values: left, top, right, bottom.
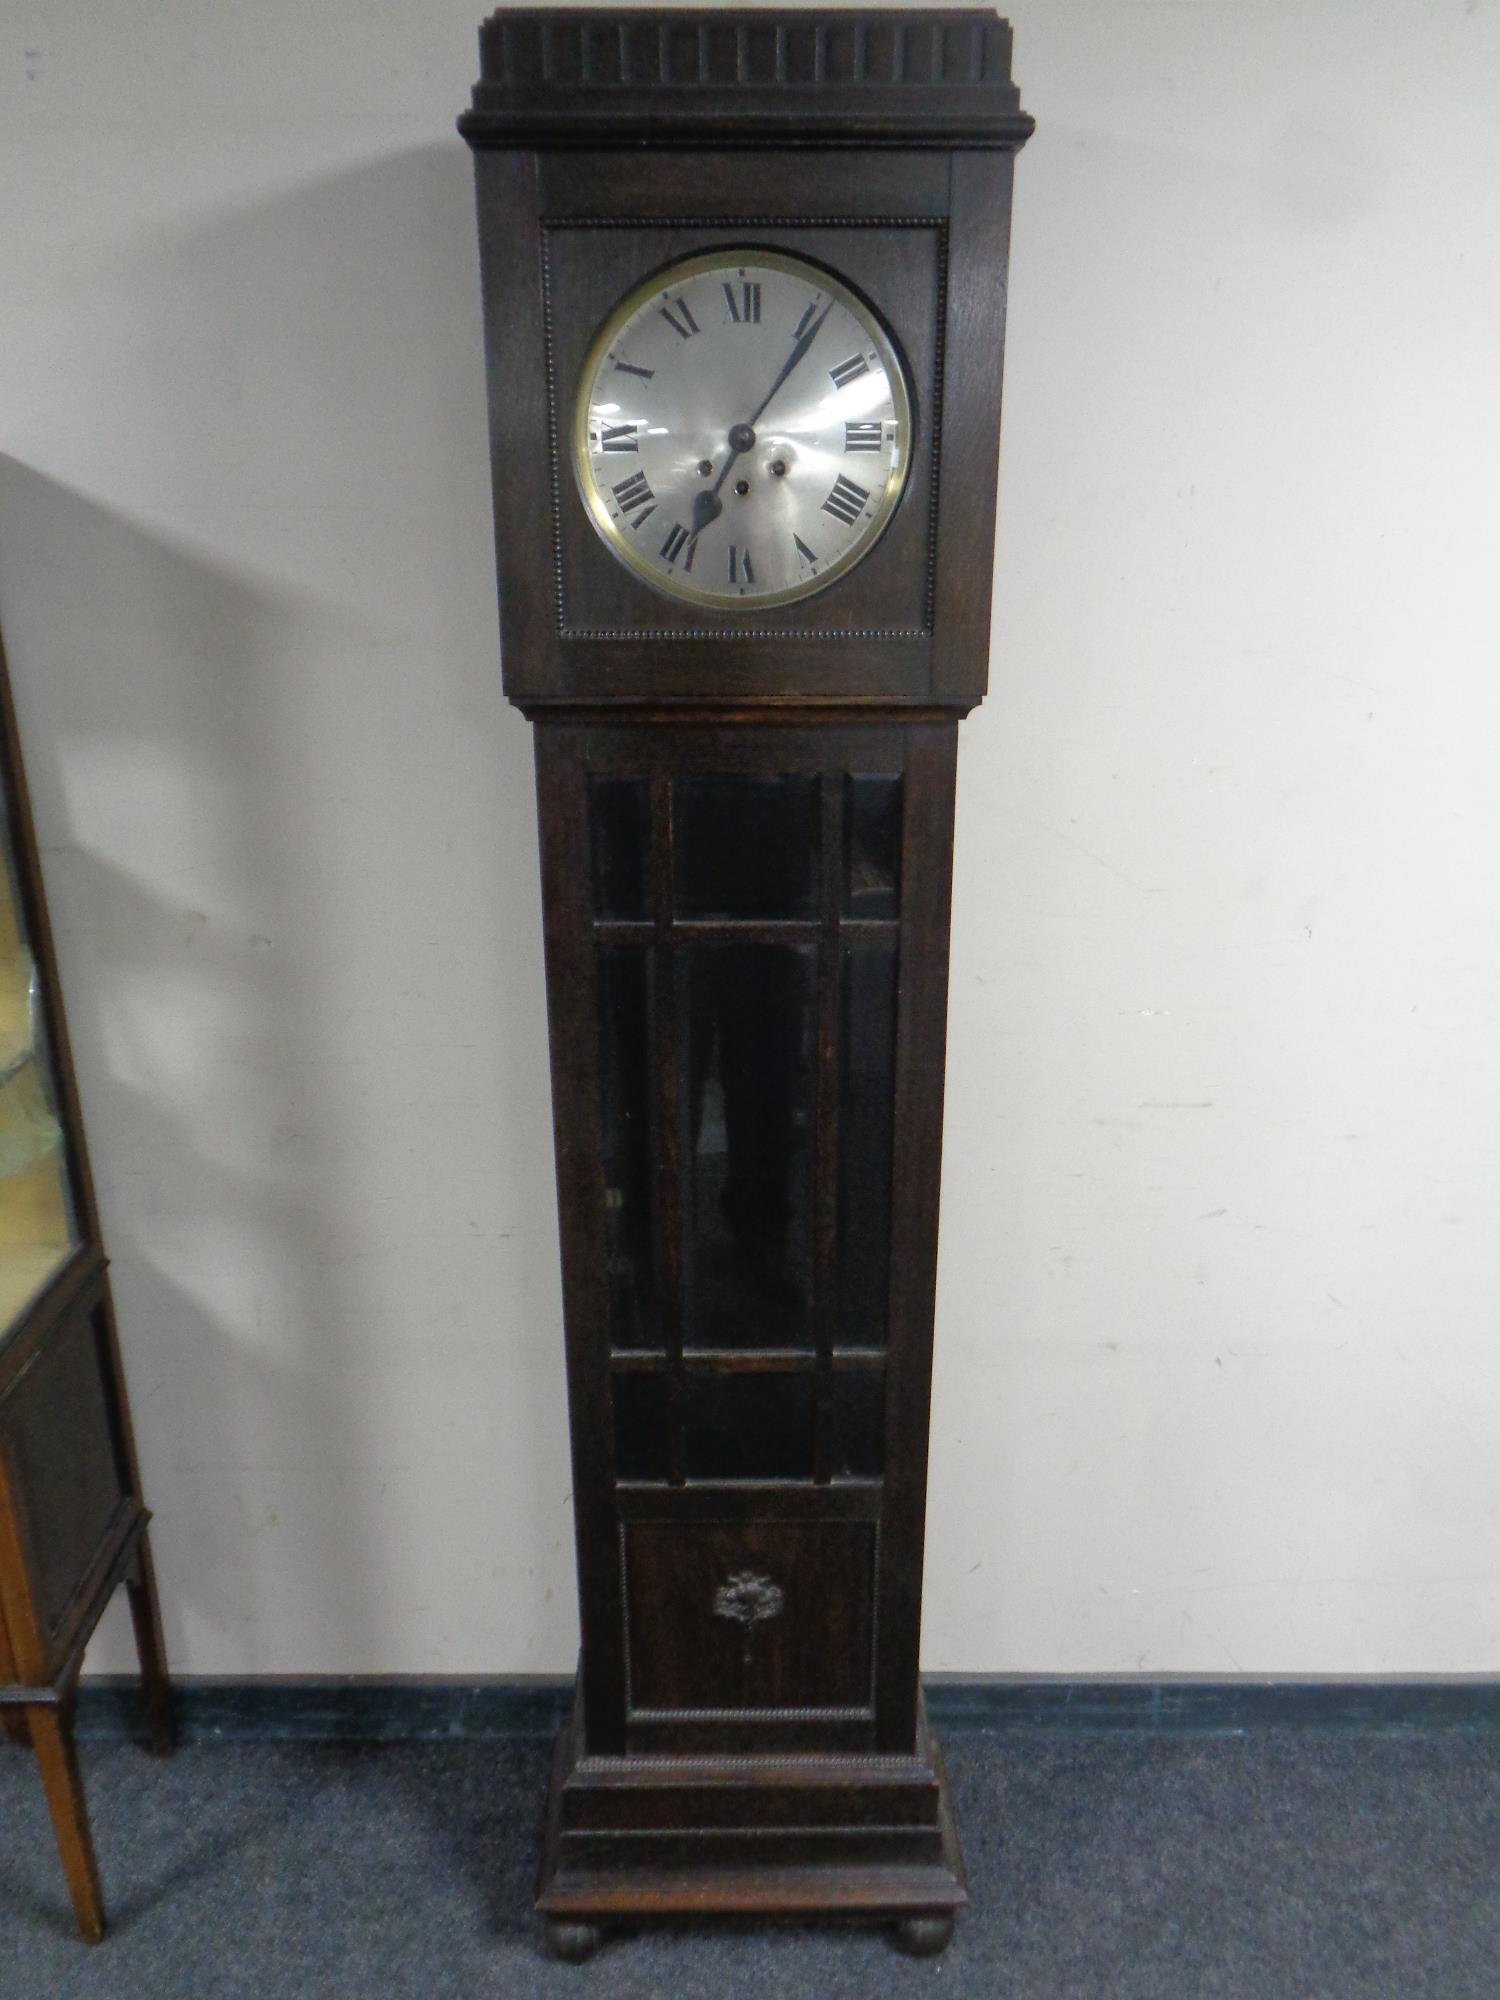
458, 8, 1033, 153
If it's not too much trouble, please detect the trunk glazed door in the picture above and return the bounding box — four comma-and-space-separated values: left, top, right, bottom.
535, 721, 957, 1756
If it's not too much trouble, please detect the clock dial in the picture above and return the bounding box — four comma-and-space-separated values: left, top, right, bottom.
573, 250, 912, 611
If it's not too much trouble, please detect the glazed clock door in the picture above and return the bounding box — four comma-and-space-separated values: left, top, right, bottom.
536, 719, 957, 1755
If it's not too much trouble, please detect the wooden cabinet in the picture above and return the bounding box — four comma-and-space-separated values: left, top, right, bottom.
0, 615, 172, 1944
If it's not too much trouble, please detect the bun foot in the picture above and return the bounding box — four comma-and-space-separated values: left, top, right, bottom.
894, 1912, 955, 1957
546, 1919, 603, 1963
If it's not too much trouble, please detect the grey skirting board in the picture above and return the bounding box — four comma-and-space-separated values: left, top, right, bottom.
70, 1673, 1500, 1742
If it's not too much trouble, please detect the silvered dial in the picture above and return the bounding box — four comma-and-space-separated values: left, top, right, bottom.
573, 250, 912, 610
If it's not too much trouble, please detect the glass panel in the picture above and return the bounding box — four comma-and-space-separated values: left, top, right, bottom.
673, 774, 819, 920
837, 940, 898, 1348
832, 1372, 886, 1479
843, 773, 902, 920
589, 776, 651, 921
613, 1372, 670, 1481
0, 790, 76, 1340
679, 942, 815, 1350
597, 947, 657, 1349
683, 1372, 815, 1481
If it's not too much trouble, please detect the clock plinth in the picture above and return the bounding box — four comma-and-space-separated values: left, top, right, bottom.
536, 1685, 966, 1942
462, 8, 1030, 1954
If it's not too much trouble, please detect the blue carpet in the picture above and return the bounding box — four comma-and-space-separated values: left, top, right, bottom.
0, 1730, 1496, 1997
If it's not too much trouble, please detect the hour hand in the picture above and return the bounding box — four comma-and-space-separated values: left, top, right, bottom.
691, 488, 723, 536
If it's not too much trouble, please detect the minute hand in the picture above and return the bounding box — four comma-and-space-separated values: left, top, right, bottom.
746, 301, 836, 428
690, 302, 838, 539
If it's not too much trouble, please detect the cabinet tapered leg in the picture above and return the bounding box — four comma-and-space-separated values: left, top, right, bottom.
126, 1533, 174, 1757
0, 1627, 29, 1746
31, 1701, 105, 1944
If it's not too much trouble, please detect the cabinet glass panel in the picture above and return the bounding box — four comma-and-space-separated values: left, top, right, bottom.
597, 946, 657, 1349
673, 774, 819, 920
831, 1371, 886, 1479
843, 773, 902, 920
613, 1371, 670, 1482
679, 941, 815, 1350
837, 939, 898, 1348
589, 776, 651, 921
0, 783, 77, 1340
683, 1373, 815, 1482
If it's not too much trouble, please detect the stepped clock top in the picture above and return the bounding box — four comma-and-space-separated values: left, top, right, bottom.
459, 8, 1032, 147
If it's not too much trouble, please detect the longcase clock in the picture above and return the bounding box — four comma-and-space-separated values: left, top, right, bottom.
460, 8, 1031, 1960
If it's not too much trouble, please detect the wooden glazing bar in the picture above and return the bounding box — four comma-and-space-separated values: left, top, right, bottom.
646, 772, 686, 1486
613, 1350, 887, 1377
614, 1480, 884, 1523
595, 917, 899, 946
811, 768, 844, 1483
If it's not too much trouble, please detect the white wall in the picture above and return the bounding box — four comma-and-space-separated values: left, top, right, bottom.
0, 0, 1496, 1678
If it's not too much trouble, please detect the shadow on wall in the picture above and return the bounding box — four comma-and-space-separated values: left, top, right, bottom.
0, 142, 564, 1676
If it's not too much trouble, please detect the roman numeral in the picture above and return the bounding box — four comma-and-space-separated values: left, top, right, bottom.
821, 474, 869, 527
793, 533, 818, 566
659, 297, 700, 341
613, 358, 654, 380
600, 422, 638, 453
660, 522, 691, 565
611, 470, 655, 526
829, 353, 870, 390
723, 281, 762, 324
727, 545, 755, 585
793, 300, 820, 340
844, 422, 883, 453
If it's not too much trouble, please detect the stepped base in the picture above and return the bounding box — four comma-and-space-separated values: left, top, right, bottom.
534, 1687, 966, 1944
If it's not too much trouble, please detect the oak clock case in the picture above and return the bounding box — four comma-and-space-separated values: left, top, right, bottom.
0, 615, 173, 1945
461, 6, 1031, 1962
